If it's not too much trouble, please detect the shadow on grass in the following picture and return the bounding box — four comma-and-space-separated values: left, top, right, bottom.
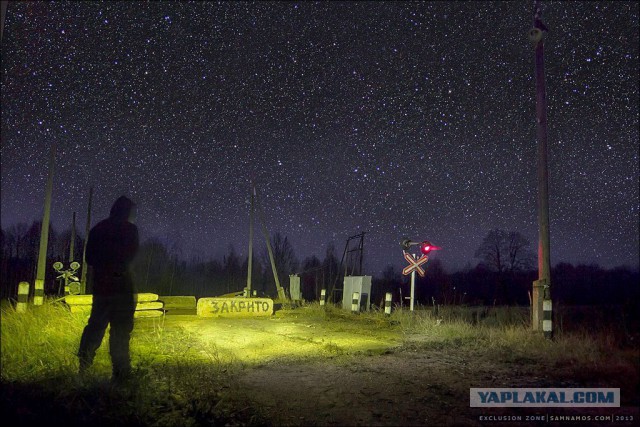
1, 364, 267, 427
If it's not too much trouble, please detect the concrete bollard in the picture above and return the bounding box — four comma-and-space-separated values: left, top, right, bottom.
384, 292, 392, 316
351, 292, 359, 313
543, 299, 553, 339
17, 282, 30, 313
33, 279, 44, 306
320, 289, 326, 306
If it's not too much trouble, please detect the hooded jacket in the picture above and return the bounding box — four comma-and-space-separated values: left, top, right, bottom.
86, 196, 139, 293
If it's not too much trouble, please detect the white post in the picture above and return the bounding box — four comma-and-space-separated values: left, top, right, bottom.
320, 289, 326, 306
543, 299, 553, 339
384, 292, 392, 316
410, 254, 416, 311
351, 292, 359, 313
16, 282, 30, 313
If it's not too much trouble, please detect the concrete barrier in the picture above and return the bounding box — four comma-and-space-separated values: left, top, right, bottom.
137, 301, 163, 310
65, 293, 163, 316
68, 305, 91, 314
197, 297, 273, 317
65, 293, 160, 305
68, 301, 163, 313
68, 305, 164, 318
134, 310, 164, 318
160, 296, 197, 311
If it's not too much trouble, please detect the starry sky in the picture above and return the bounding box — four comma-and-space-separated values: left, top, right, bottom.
1, 1, 638, 274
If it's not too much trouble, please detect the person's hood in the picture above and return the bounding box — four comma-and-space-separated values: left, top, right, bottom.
109, 196, 136, 222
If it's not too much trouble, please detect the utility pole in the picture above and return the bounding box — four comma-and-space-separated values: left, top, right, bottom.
69, 212, 76, 262
34, 143, 56, 305
80, 187, 93, 294
245, 184, 255, 296
1, 1, 7, 43
530, 0, 552, 338
254, 186, 287, 301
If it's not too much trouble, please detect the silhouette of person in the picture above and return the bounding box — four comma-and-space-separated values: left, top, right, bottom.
78, 196, 139, 383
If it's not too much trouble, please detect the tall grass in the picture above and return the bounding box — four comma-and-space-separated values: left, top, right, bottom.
3, 299, 637, 424
1, 301, 84, 382
300, 301, 636, 369
0, 300, 251, 426
386, 304, 636, 372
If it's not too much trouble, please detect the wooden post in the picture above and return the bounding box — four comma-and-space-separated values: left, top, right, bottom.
69, 212, 76, 263
531, 0, 552, 337
246, 185, 254, 296
1, 1, 7, 43
34, 143, 56, 305
320, 289, 326, 306
255, 187, 287, 301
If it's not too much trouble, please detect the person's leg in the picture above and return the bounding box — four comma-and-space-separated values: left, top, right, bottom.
109, 293, 136, 382
78, 295, 110, 373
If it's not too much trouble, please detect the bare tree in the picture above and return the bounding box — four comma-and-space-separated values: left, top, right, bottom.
223, 244, 242, 294
322, 242, 339, 292
475, 229, 534, 273
263, 232, 298, 295
301, 255, 322, 300
475, 229, 535, 304
505, 231, 535, 272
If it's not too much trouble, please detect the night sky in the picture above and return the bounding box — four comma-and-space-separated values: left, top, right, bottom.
1, 1, 638, 274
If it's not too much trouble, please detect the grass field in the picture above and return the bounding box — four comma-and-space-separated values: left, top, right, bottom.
1, 299, 638, 426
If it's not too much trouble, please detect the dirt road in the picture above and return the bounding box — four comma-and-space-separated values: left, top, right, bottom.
157, 311, 639, 426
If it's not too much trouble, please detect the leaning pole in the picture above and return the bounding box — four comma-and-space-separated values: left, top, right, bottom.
530, 0, 552, 338
80, 186, 93, 294
34, 143, 57, 305
245, 184, 255, 296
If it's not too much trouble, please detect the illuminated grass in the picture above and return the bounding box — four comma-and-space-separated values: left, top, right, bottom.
2, 299, 637, 425
1, 301, 83, 382
1, 300, 247, 425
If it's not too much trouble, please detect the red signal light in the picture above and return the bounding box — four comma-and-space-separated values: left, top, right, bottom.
420, 241, 441, 255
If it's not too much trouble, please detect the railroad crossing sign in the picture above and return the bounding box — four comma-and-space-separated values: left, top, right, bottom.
402, 252, 428, 277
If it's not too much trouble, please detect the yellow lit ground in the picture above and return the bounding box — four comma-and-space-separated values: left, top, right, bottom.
136, 307, 402, 365
128, 306, 639, 426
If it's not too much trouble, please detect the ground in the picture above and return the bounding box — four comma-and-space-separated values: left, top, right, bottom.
147, 308, 639, 426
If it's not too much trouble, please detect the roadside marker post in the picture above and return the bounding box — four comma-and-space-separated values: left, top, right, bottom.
17, 282, 30, 313
543, 299, 553, 339
384, 292, 392, 316
33, 279, 44, 306
351, 292, 359, 313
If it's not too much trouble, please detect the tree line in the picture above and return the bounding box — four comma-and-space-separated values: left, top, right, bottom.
1, 223, 637, 309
